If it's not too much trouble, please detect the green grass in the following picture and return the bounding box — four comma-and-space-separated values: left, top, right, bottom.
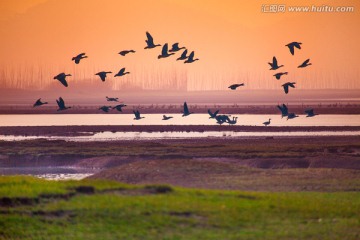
0, 176, 359, 239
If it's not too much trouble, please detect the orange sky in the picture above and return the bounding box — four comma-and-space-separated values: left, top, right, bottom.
0, 0, 359, 91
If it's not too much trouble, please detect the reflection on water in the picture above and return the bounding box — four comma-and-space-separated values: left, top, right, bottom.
0, 167, 97, 180
1, 130, 360, 142
1, 114, 360, 127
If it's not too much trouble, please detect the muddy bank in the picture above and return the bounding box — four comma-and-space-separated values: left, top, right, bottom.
1, 125, 360, 137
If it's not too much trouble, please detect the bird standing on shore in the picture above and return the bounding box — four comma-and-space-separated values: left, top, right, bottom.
263, 118, 271, 126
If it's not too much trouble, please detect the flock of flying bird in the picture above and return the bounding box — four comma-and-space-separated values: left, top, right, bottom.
33, 35, 318, 126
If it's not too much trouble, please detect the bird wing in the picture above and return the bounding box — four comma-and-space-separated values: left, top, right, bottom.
283, 84, 289, 94
181, 49, 188, 58
172, 43, 179, 49
119, 68, 125, 75
277, 105, 284, 113
214, 110, 219, 116
119, 51, 126, 56
289, 83, 296, 88
288, 45, 295, 55
100, 73, 106, 81
188, 51, 194, 60
161, 44, 168, 55
183, 102, 189, 114
273, 57, 277, 66
57, 77, 68, 87
207, 109, 213, 116
305, 109, 313, 115
294, 42, 301, 49
304, 59, 310, 64
146, 32, 154, 45
77, 53, 86, 58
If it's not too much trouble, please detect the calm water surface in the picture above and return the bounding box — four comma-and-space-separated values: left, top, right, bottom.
1, 114, 360, 126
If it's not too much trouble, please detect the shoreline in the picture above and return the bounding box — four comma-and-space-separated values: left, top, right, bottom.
1, 125, 360, 136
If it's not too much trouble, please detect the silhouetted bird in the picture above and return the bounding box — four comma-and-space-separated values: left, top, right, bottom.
176, 49, 188, 61
169, 43, 185, 52
268, 57, 284, 70
282, 82, 296, 94
208, 109, 219, 119
226, 116, 238, 125
99, 106, 111, 112
119, 50, 136, 56
162, 115, 173, 120
287, 113, 299, 120
144, 32, 161, 49
106, 96, 119, 102
273, 72, 288, 80
113, 104, 127, 112
286, 42, 302, 55
33, 98, 48, 107
228, 83, 244, 90
263, 118, 271, 126
158, 43, 175, 59
54, 73, 71, 87
114, 68, 130, 77
95, 71, 112, 82
56, 97, 71, 111
182, 102, 193, 117
72, 53, 88, 64
133, 110, 144, 120
215, 115, 231, 125
184, 51, 199, 63
305, 109, 318, 117
298, 59, 312, 68
277, 104, 288, 118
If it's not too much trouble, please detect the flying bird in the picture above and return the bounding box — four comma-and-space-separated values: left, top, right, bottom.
287, 113, 299, 120
282, 82, 296, 94
277, 104, 288, 118
144, 32, 161, 49
208, 109, 219, 119
298, 59, 312, 68
95, 71, 112, 82
99, 106, 112, 112
305, 109, 318, 117
169, 43, 185, 52
226, 116, 238, 125
263, 118, 271, 126
181, 102, 193, 117
72, 53, 88, 64
112, 104, 127, 112
133, 110, 144, 120
228, 83, 244, 90
158, 43, 175, 59
176, 49, 188, 61
56, 97, 71, 111
215, 115, 230, 125
33, 98, 48, 107
184, 51, 199, 63
114, 68, 130, 77
119, 50, 135, 56
162, 115, 173, 120
286, 42, 302, 55
54, 73, 71, 87
273, 72, 288, 80
106, 96, 119, 102
268, 57, 284, 70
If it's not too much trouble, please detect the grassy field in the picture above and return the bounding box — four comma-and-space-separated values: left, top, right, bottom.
0, 176, 359, 240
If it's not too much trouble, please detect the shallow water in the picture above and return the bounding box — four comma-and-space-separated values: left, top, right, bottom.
0, 167, 97, 180
1, 130, 360, 142
1, 114, 360, 127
